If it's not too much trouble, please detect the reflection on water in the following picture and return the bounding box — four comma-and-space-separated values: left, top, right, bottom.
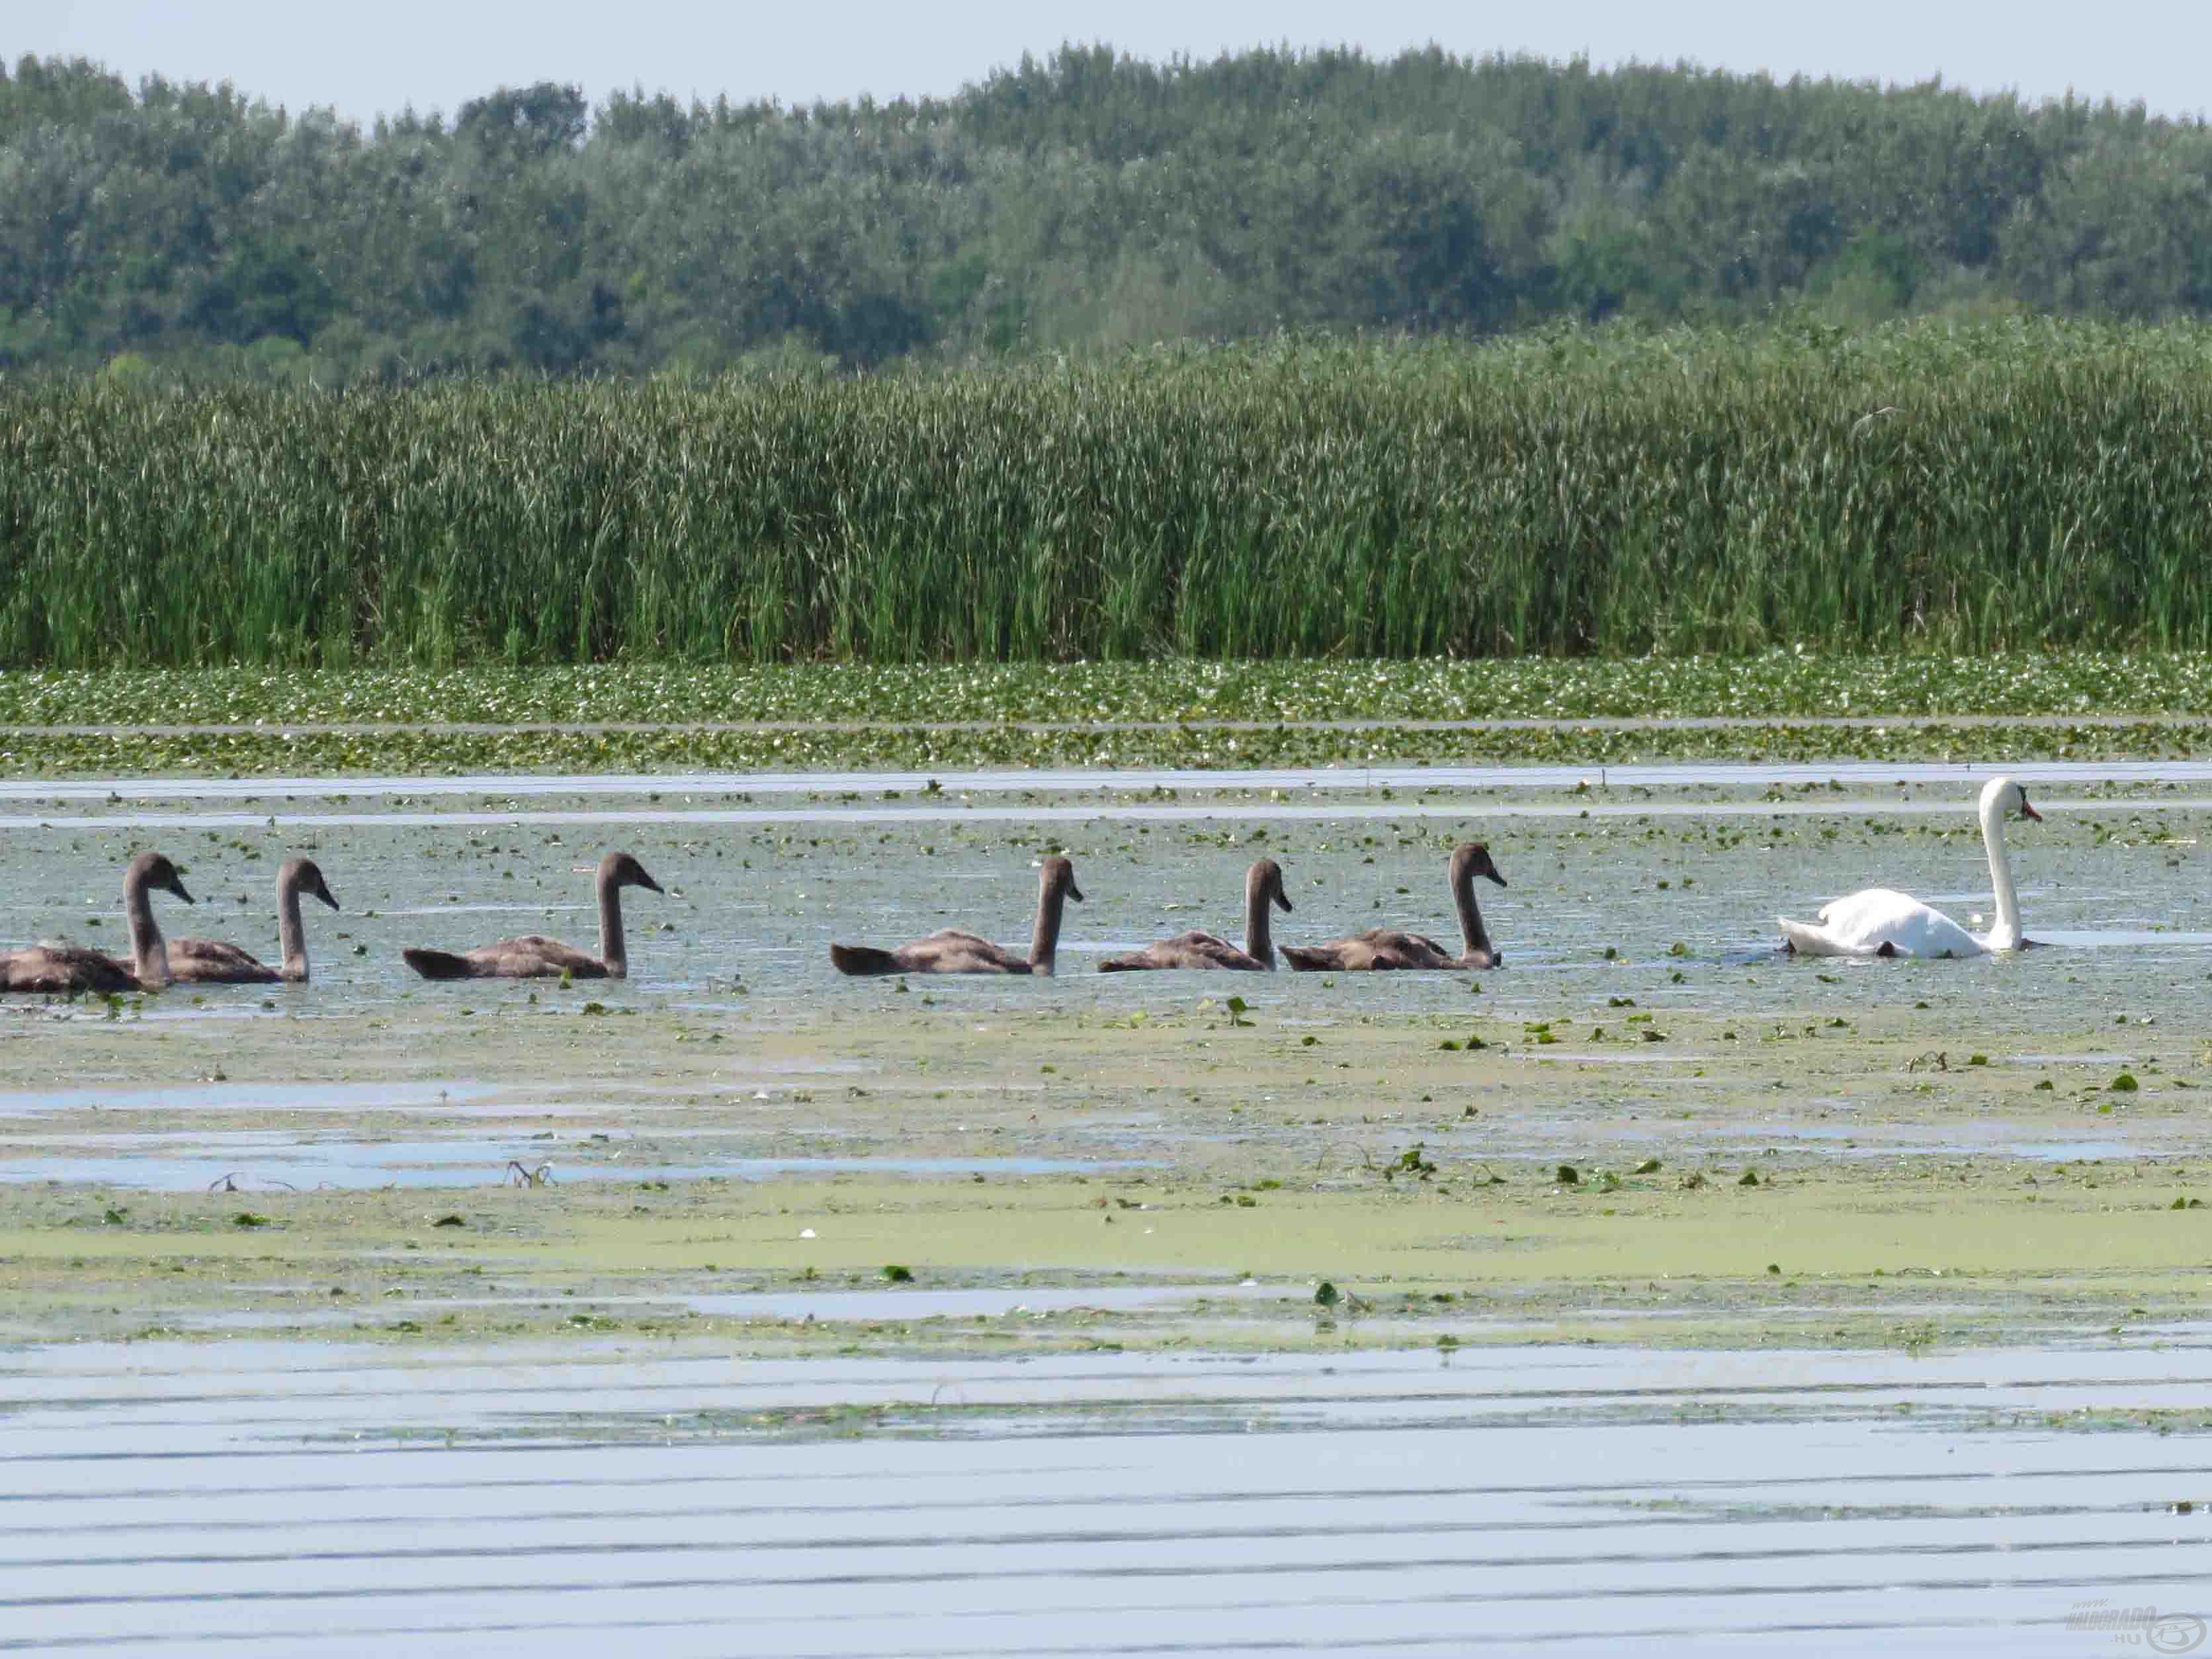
1, 1338, 2205, 1656
0, 1143, 1152, 1191
2033, 928, 2212, 949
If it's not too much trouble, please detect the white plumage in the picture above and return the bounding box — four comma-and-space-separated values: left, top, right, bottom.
1778, 777, 2041, 959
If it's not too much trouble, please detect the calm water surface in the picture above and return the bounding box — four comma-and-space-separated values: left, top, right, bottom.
2, 1338, 2207, 1656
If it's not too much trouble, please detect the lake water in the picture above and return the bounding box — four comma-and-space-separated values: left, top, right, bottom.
5, 762, 2210, 1654
3, 1336, 2207, 1656
3, 764, 2207, 1021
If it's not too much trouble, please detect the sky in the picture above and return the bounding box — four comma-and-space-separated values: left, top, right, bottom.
22, 1, 2212, 126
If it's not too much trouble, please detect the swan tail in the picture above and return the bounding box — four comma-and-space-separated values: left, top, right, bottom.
1776, 917, 1842, 957
402, 947, 474, 981
830, 944, 902, 976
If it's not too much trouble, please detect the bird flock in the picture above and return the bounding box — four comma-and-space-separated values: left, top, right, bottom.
0, 777, 2046, 996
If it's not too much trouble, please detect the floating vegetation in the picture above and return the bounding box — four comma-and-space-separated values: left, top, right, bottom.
1, 710, 2207, 778
1, 650, 2210, 775
5, 651, 2212, 727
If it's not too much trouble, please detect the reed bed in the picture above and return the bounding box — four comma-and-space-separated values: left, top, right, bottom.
6, 319, 2212, 668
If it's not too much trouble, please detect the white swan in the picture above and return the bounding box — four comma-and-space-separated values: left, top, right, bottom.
1778, 777, 2041, 958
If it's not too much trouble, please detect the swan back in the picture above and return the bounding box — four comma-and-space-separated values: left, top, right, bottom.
1281, 928, 1456, 972
1, 944, 140, 994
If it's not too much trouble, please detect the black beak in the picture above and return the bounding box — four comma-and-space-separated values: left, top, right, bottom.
318, 886, 342, 912
1486, 869, 1508, 888
1275, 888, 1293, 913
638, 871, 665, 894
169, 877, 195, 905
1067, 882, 1085, 903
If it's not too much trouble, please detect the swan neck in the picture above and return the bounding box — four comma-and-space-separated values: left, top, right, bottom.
1453, 867, 1492, 961
1029, 878, 1066, 976
1983, 796, 2022, 944
597, 869, 628, 978
124, 868, 169, 987
276, 868, 309, 982
1244, 878, 1276, 968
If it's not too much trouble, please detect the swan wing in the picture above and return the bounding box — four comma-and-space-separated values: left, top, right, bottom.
169, 937, 280, 984
1102, 930, 1253, 971
893, 930, 1030, 973
0, 945, 140, 994
832, 929, 1027, 974
407, 934, 609, 979
917, 928, 1001, 951
1283, 929, 1452, 971
488, 936, 609, 976
1361, 929, 1457, 970
1160, 931, 1263, 970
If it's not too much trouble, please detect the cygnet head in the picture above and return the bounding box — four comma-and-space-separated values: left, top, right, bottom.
129, 851, 194, 905
1450, 842, 1508, 888
283, 857, 341, 912
1040, 855, 1084, 904
1249, 857, 1293, 914
599, 851, 664, 893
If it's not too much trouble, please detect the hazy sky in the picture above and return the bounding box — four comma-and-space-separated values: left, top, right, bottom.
24, 1, 2211, 125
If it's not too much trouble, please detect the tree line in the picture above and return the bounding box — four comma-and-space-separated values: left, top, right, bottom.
5, 44, 2209, 381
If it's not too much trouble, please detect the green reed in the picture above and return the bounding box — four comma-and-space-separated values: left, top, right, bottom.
6, 318, 2212, 667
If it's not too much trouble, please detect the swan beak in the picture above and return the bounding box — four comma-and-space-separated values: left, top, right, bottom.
167, 876, 195, 905
1066, 882, 1085, 904
2018, 799, 2042, 822
318, 885, 342, 912
1486, 869, 1508, 888
1274, 888, 1293, 914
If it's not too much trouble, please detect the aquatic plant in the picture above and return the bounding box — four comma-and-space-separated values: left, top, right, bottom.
13, 650, 2212, 726
11, 319, 2212, 667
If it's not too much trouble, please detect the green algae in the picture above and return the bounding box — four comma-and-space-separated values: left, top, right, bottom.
4, 996, 2208, 1358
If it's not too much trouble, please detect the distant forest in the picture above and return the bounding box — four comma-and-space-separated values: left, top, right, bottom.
5, 44, 2210, 380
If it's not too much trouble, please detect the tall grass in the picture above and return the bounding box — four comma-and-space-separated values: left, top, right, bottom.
5, 318, 2212, 667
